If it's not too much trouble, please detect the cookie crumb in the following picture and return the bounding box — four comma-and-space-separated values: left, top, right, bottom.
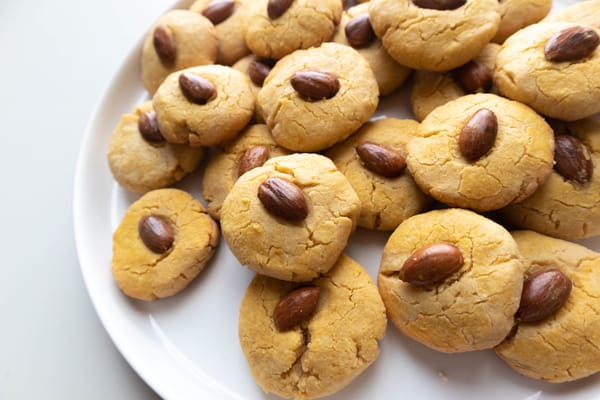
437, 370, 448, 382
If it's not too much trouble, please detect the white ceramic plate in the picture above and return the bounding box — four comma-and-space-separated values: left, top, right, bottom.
74, 1, 600, 398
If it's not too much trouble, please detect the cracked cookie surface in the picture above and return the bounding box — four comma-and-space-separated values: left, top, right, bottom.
378, 208, 524, 352
239, 254, 387, 399
493, 0, 551, 43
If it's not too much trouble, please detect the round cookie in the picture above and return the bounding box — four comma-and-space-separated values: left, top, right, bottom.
495, 230, 600, 382
221, 153, 361, 281
112, 188, 219, 301
189, 0, 250, 65
544, 0, 600, 29
243, 0, 342, 59
153, 64, 255, 147
499, 117, 600, 240
378, 208, 524, 353
141, 10, 217, 95
107, 101, 204, 192
368, 0, 500, 71
257, 43, 379, 152
201, 124, 290, 219
411, 43, 501, 121
494, 22, 600, 121
493, 0, 551, 44
239, 254, 387, 399
326, 118, 432, 230
406, 93, 554, 212
332, 3, 411, 96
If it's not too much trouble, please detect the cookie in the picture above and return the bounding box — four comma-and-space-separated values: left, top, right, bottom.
243, 0, 342, 59
141, 10, 217, 95
378, 208, 524, 353
189, 0, 250, 65
493, 0, 551, 43
239, 254, 386, 399
406, 93, 554, 212
494, 22, 600, 121
368, 0, 500, 71
112, 189, 219, 301
495, 230, 600, 382
332, 3, 411, 96
153, 64, 255, 147
411, 43, 501, 121
499, 117, 600, 240
232, 55, 278, 122
201, 124, 290, 219
257, 42, 379, 152
221, 153, 361, 281
326, 118, 432, 230
107, 101, 204, 193
544, 0, 600, 29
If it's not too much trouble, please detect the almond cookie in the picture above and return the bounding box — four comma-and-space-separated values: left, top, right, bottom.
406, 93, 554, 212
378, 208, 524, 353
499, 117, 600, 240
201, 124, 290, 219
221, 153, 361, 281
141, 10, 217, 95
493, 0, 551, 43
495, 230, 600, 382
243, 0, 342, 60
544, 0, 600, 29
239, 254, 386, 399
332, 3, 411, 96
326, 118, 432, 230
257, 43, 379, 152
153, 64, 255, 147
112, 189, 219, 301
107, 101, 204, 192
494, 22, 600, 121
368, 0, 500, 71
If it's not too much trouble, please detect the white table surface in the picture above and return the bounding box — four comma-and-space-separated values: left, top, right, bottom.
0, 0, 176, 398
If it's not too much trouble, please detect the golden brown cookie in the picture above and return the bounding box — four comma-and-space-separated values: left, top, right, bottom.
544, 0, 600, 29
493, 0, 551, 43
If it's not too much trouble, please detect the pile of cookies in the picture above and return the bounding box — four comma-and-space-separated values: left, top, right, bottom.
107, 0, 600, 397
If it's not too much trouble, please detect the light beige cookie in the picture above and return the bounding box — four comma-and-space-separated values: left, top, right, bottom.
153, 64, 255, 147
495, 230, 600, 382
494, 22, 600, 121
544, 0, 600, 29
141, 10, 217, 95
493, 0, 551, 43
378, 208, 524, 352
112, 189, 219, 301
239, 254, 386, 399
406, 93, 554, 212
201, 124, 290, 219
258, 43, 379, 152
221, 153, 361, 281
368, 0, 500, 71
326, 118, 432, 230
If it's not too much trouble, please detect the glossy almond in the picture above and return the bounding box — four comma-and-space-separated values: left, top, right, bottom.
238, 145, 270, 177
291, 71, 340, 100
411, 0, 466, 10
267, 0, 294, 19
554, 134, 594, 184
517, 269, 572, 323
345, 14, 376, 48
138, 110, 165, 143
273, 286, 320, 331
248, 59, 274, 86
356, 142, 406, 177
202, 0, 235, 25
153, 25, 176, 63
544, 26, 600, 62
399, 243, 464, 286
258, 177, 308, 220
459, 108, 498, 161
179, 72, 216, 105
138, 215, 175, 254
454, 61, 493, 93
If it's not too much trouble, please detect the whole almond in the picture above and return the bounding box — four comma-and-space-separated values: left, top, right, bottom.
412, 0, 466, 10
345, 14, 376, 48
258, 177, 308, 221
179, 72, 216, 105
138, 110, 165, 143
459, 108, 498, 161
248, 59, 274, 86
453, 61, 493, 93
153, 25, 177, 63
399, 243, 464, 286
554, 134, 594, 184
356, 142, 406, 177
267, 0, 294, 19
202, 0, 236, 25
238, 145, 270, 177
544, 26, 600, 62
517, 269, 572, 323
291, 71, 340, 100
273, 286, 320, 331
138, 215, 175, 254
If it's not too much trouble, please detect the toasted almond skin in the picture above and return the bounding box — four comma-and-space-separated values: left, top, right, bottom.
517, 269, 572, 323
258, 177, 308, 221
153, 25, 177, 63
345, 14, 376, 48
411, 0, 466, 10
544, 26, 600, 62
453, 61, 493, 93
267, 0, 294, 19
238, 145, 270, 177
273, 286, 320, 331
554, 134, 594, 184
356, 142, 406, 178
290, 71, 340, 100
202, 0, 236, 25
179, 72, 217, 105
459, 108, 498, 161
399, 243, 464, 286
138, 110, 165, 143
138, 215, 175, 254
